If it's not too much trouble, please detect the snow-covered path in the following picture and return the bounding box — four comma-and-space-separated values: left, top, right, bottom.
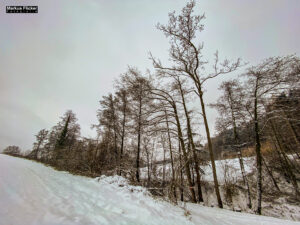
0, 154, 299, 225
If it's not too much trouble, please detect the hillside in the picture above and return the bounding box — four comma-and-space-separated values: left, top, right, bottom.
1, 154, 299, 225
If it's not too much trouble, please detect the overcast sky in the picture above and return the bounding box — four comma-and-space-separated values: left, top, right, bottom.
0, 0, 299, 151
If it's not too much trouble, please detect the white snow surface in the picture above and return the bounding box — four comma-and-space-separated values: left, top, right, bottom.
202, 157, 254, 183
0, 154, 299, 225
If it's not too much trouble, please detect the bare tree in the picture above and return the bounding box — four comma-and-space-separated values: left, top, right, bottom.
265, 102, 299, 196
150, 86, 197, 203
96, 93, 120, 168
174, 77, 203, 202
164, 107, 177, 201
142, 135, 155, 187
150, 1, 241, 208
29, 129, 49, 159
3, 146, 21, 156
120, 67, 152, 182
212, 80, 252, 208
243, 55, 299, 214
115, 87, 130, 175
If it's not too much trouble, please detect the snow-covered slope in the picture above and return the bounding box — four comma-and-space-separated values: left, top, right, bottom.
141, 156, 255, 183
0, 154, 298, 225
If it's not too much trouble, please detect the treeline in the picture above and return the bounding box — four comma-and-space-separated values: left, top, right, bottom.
3, 1, 300, 215
2, 145, 22, 156
211, 88, 300, 160
210, 78, 300, 212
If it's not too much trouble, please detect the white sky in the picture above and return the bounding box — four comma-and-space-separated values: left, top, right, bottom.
0, 0, 299, 150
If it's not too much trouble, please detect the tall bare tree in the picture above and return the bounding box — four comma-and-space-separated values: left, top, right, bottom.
100, 94, 119, 165
212, 80, 252, 208
151, 1, 241, 208
174, 77, 203, 202
115, 87, 130, 175
150, 86, 197, 203
243, 55, 299, 214
120, 67, 152, 182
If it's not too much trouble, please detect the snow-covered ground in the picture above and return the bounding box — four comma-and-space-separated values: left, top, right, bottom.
0, 154, 299, 225
202, 157, 254, 182
141, 156, 255, 183
141, 156, 300, 221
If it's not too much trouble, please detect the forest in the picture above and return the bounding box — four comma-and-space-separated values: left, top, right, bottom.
3, 1, 300, 218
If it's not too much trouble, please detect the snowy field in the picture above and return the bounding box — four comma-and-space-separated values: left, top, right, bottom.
0, 154, 299, 225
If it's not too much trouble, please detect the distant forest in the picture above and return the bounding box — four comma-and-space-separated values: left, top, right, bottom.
3, 1, 300, 215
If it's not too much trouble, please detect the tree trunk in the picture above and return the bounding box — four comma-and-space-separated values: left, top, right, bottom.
146, 146, 151, 187
165, 109, 177, 201
119, 102, 127, 175
173, 104, 196, 203
198, 88, 223, 208
262, 156, 280, 191
136, 97, 142, 183
162, 136, 166, 187
238, 151, 252, 208
178, 140, 184, 202
228, 89, 252, 208
270, 120, 299, 196
178, 80, 203, 202
254, 85, 262, 215
113, 128, 118, 170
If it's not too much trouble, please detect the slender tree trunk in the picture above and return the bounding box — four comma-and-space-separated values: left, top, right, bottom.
162, 136, 166, 187
190, 158, 195, 185
262, 156, 280, 191
178, 80, 203, 202
113, 128, 118, 170
146, 146, 151, 187
198, 88, 223, 208
119, 103, 127, 175
270, 120, 299, 196
238, 151, 252, 208
165, 109, 177, 201
178, 140, 184, 202
227, 87, 252, 209
136, 97, 142, 182
254, 85, 262, 215
173, 105, 196, 203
